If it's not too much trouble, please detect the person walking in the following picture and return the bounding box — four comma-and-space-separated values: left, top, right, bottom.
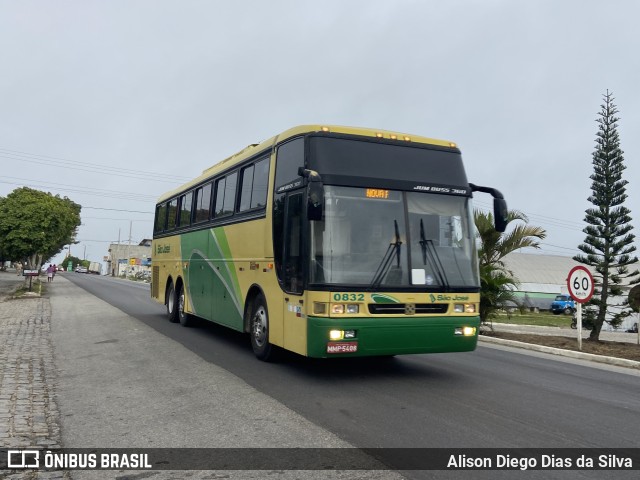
46, 264, 55, 283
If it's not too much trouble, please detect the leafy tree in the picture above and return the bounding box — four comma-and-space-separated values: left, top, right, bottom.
54, 255, 86, 271
0, 238, 7, 270
574, 91, 640, 341
0, 187, 81, 270
475, 209, 546, 323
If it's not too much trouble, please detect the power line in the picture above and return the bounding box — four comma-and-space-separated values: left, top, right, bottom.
83, 206, 152, 214
539, 242, 581, 253
473, 200, 585, 256
473, 199, 585, 231
0, 177, 159, 202
74, 239, 122, 243
0, 147, 193, 184
83, 216, 153, 222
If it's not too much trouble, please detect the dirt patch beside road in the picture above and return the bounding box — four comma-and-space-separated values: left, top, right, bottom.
485, 331, 640, 362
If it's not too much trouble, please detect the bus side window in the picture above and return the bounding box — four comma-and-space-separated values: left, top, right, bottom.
238, 164, 254, 212
274, 138, 304, 191
154, 203, 167, 233
214, 177, 226, 217
194, 183, 212, 223
214, 172, 238, 218
223, 172, 238, 216
251, 157, 269, 208
167, 198, 178, 230
239, 157, 270, 213
178, 192, 193, 228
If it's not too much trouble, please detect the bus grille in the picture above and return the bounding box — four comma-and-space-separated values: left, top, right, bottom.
152, 266, 159, 298
368, 304, 449, 315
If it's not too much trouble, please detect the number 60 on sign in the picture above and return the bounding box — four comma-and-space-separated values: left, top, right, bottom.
567, 266, 595, 303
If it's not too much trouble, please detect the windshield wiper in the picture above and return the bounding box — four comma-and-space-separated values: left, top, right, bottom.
369, 220, 402, 289
419, 219, 449, 288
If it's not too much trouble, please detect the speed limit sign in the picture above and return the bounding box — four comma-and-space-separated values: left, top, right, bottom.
567, 266, 595, 304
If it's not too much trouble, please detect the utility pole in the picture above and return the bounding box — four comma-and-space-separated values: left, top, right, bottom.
115, 228, 121, 276
126, 221, 132, 277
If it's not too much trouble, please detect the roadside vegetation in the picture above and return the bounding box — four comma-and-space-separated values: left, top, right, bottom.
11, 277, 43, 298
0, 187, 81, 272
474, 209, 546, 324
483, 308, 640, 364
490, 331, 640, 362
477, 92, 639, 347
573, 91, 640, 341
490, 311, 574, 328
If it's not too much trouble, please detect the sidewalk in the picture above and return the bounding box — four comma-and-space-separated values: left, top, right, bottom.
0, 271, 401, 480
0, 270, 66, 479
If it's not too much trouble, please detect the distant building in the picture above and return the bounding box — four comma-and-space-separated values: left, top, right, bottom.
503, 252, 639, 331
502, 253, 584, 311
107, 239, 152, 277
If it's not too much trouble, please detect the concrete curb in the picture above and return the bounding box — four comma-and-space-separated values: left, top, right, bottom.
479, 335, 640, 370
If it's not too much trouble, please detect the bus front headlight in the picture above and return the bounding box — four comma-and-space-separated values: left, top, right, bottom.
331, 304, 359, 314
454, 303, 476, 313
455, 326, 477, 336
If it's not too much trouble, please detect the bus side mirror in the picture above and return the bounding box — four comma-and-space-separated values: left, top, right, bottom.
470, 183, 508, 233
308, 181, 324, 221
298, 167, 324, 221
494, 198, 508, 233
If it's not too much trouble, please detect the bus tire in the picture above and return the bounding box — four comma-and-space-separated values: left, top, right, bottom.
178, 284, 195, 327
166, 282, 179, 323
250, 293, 274, 361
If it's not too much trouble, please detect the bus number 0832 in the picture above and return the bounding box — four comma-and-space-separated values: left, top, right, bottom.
333, 293, 365, 302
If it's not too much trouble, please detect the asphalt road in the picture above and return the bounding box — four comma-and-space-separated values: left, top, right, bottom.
60, 273, 640, 479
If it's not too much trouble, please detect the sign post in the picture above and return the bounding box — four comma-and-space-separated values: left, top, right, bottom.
23, 269, 39, 292
567, 266, 595, 351
628, 284, 640, 346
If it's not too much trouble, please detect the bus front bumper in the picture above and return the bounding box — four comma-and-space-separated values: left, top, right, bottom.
307, 315, 480, 358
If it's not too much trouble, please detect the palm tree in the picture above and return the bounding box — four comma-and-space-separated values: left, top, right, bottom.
475, 210, 546, 324
479, 263, 520, 326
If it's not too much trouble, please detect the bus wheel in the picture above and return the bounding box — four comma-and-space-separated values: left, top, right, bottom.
178, 284, 194, 327
166, 282, 179, 323
250, 293, 273, 361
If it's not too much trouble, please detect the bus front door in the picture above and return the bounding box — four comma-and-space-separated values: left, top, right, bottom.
281, 192, 307, 355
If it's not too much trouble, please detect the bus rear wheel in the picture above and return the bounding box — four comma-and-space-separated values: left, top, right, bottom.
177, 284, 195, 327
166, 282, 179, 323
250, 293, 274, 361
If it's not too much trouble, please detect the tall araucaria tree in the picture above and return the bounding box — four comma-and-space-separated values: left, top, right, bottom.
574, 91, 640, 341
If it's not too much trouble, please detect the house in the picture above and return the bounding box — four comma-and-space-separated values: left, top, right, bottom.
107, 239, 152, 277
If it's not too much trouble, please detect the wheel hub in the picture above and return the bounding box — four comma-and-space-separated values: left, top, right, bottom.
252, 307, 267, 347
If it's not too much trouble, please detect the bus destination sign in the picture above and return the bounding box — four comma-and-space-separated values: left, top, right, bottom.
365, 188, 390, 199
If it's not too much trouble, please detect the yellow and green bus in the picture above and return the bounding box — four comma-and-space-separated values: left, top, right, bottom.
151, 125, 507, 361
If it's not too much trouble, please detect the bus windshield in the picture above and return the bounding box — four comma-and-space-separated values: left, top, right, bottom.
309, 186, 479, 289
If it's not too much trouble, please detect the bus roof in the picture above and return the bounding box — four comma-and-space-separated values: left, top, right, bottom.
155, 124, 458, 204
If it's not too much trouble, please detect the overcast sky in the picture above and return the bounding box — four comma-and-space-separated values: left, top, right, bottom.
1, 0, 639, 266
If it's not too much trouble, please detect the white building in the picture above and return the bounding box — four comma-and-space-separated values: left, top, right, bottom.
107, 239, 152, 277
503, 252, 639, 331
